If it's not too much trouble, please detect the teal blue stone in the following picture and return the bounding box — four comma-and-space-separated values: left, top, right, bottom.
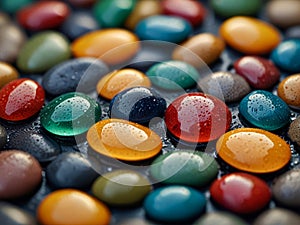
0, 0, 33, 14
40, 92, 101, 137
144, 185, 206, 223
135, 15, 192, 43
271, 39, 300, 72
239, 90, 290, 131
146, 60, 200, 90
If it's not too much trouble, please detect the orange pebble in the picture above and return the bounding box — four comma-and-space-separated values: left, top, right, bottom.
0, 62, 19, 88
37, 189, 111, 225
277, 74, 300, 109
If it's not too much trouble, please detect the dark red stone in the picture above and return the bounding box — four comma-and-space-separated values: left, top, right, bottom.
17, 1, 70, 31
0, 78, 45, 122
67, 0, 96, 7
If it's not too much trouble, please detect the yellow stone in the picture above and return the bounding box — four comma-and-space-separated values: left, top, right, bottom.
0, 62, 19, 88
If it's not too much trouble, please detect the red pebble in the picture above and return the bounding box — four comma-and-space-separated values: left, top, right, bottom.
165, 93, 231, 144
17, 1, 70, 31
0, 78, 45, 122
234, 56, 280, 89
162, 0, 206, 26
210, 172, 271, 214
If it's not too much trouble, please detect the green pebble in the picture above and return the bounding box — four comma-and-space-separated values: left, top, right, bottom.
0, 0, 33, 14
150, 150, 219, 187
17, 31, 71, 73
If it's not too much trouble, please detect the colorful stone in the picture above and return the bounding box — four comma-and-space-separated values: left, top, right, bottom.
135, 15, 192, 43
285, 25, 300, 39
277, 74, 300, 109
220, 16, 281, 54
92, 170, 152, 206
210, 172, 271, 214
17, 31, 71, 73
0, 78, 45, 122
0, 0, 33, 14
96, 68, 151, 100
40, 92, 101, 137
37, 189, 111, 225
0, 125, 6, 149
234, 56, 280, 89
71, 29, 140, 65
87, 118, 162, 161
0, 62, 19, 88
288, 117, 300, 146
67, 0, 96, 8
216, 128, 291, 173
165, 93, 232, 144
146, 60, 200, 90
193, 212, 248, 225
253, 208, 300, 225
144, 185, 206, 223
239, 90, 290, 130
150, 150, 219, 187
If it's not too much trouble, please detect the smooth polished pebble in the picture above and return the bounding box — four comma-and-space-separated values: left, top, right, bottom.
0, 78, 45, 122
0, 62, 19, 88
135, 15, 192, 43
198, 71, 251, 103
144, 185, 206, 223
216, 128, 291, 173
0, 125, 6, 149
253, 208, 300, 225
37, 189, 111, 225
71, 28, 140, 65
150, 150, 219, 187
87, 118, 162, 161
17, 31, 71, 73
172, 33, 225, 67
96, 68, 151, 100
234, 56, 280, 89
40, 92, 101, 137
0, 150, 42, 199
277, 74, 300, 109
0, 0, 33, 14
193, 212, 248, 225
0, 12, 10, 25
220, 16, 281, 54
67, 0, 96, 8
288, 117, 300, 146
285, 25, 300, 39
92, 170, 152, 206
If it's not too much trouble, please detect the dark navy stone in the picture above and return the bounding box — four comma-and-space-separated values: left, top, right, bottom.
0, 124, 7, 149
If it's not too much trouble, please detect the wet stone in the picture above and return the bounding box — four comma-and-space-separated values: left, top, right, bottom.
0, 0, 33, 14
277, 74, 300, 109
0, 125, 7, 149
193, 212, 248, 225
0, 62, 19, 89
288, 116, 300, 146
253, 208, 300, 225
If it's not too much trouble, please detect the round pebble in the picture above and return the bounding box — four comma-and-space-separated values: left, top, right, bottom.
144, 185, 206, 223
193, 212, 248, 225
37, 189, 111, 225
0, 125, 7, 149
0, 78, 45, 122
92, 170, 152, 206
0, 150, 42, 199
253, 208, 300, 225
216, 128, 291, 173
0, 62, 19, 88
198, 71, 251, 103
277, 74, 300, 109
67, 0, 96, 8
220, 16, 281, 54
87, 118, 162, 161
150, 150, 219, 187
285, 25, 300, 39
288, 116, 300, 146
0, 0, 33, 14
210, 172, 271, 214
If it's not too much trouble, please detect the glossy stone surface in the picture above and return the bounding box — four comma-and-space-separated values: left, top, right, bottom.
37, 189, 111, 225
0, 62, 19, 88
87, 118, 162, 161
97, 68, 151, 100
110, 87, 166, 124
198, 71, 251, 103
40, 92, 101, 137
0, 125, 6, 149
210, 172, 271, 214
144, 185, 206, 223
193, 212, 248, 225
253, 208, 300, 225
220, 16, 281, 54
239, 90, 290, 130
0, 78, 45, 122
216, 128, 291, 173
234, 56, 280, 89
165, 93, 232, 144
71, 28, 140, 65
150, 150, 219, 187
92, 170, 152, 206
146, 60, 200, 90
288, 116, 300, 146
0, 150, 42, 199
277, 74, 300, 109
17, 31, 71, 73
0, 0, 33, 14
172, 33, 225, 67
135, 15, 192, 43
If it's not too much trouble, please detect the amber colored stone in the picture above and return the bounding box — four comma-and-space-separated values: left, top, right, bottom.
71, 29, 140, 65
277, 74, 300, 109
0, 62, 19, 88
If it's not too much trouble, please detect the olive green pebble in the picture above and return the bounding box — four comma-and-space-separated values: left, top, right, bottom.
193, 212, 248, 225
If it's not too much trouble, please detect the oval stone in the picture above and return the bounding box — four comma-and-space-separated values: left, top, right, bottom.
0, 62, 19, 88
150, 150, 219, 187
0, 0, 33, 14
67, 0, 96, 8
87, 118, 162, 161
210, 172, 271, 214
144, 185, 206, 223
17, 31, 71, 73
253, 208, 300, 225
220, 16, 281, 54
288, 116, 300, 146
193, 212, 248, 225
239, 90, 290, 130
0, 78, 45, 122
216, 128, 291, 173
0, 125, 6, 149
285, 25, 300, 39
92, 170, 152, 206
135, 15, 192, 43
71, 28, 140, 65
277, 74, 300, 109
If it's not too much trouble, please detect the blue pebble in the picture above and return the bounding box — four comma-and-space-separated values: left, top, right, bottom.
144, 185, 206, 223
239, 90, 290, 131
